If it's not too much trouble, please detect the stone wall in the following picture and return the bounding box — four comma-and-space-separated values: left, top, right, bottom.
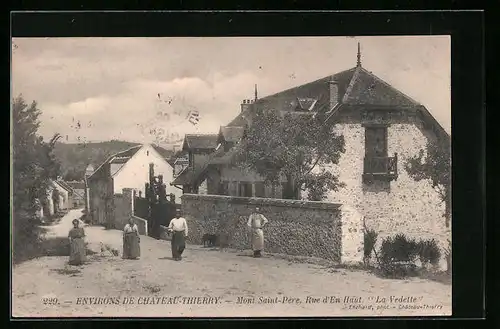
180, 194, 364, 264
111, 188, 148, 235
88, 170, 113, 226
131, 215, 148, 236
159, 225, 172, 241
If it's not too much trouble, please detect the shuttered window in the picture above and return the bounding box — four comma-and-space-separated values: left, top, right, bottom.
365, 126, 388, 157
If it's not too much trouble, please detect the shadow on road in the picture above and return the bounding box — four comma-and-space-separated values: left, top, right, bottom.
358, 264, 452, 286
13, 235, 97, 266
50, 267, 82, 276
237, 253, 254, 258
158, 257, 175, 260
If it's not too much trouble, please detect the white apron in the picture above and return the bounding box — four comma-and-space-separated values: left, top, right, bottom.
247, 213, 268, 251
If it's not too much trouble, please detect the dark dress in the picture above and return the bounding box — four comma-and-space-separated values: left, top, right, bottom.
123, 224, 141, 259
68, 227, 86, 265
171, 231, 185, 259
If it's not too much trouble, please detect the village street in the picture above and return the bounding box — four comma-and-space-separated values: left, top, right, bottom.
12, 209, 451, 318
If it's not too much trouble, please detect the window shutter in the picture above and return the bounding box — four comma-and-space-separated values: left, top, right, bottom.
365, 126, 388, 157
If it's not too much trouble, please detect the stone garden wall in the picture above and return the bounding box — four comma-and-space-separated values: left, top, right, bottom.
112, 188, 148, 235
180, 194, 364, 264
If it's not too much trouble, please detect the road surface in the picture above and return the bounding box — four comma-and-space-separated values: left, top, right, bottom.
12, 209, 451, 317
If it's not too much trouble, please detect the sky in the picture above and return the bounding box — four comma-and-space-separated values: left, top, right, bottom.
11, 36, 451, 148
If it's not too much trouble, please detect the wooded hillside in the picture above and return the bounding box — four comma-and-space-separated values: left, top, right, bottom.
52, 140, 176, 181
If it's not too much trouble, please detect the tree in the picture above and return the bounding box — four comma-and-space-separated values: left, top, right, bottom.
12, 95, 61, 258
405, 139, 451, 227
63, 167, 85, 181
235, 109, 345, 200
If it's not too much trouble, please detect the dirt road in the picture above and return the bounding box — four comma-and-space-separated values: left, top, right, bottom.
12, 209, 451, 318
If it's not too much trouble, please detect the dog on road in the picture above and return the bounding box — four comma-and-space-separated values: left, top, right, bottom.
202, 233, 217, 247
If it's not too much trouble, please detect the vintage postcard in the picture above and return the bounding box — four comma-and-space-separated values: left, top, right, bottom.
11, 36, 452, 318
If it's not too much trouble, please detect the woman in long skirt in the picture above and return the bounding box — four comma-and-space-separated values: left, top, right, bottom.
68, 219, 86, 265
247, 207, 268, 258
123, 217, 140, 259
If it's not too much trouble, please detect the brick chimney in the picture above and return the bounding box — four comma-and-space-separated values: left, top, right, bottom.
241, 99, 252, 112
329, 77, 339, 110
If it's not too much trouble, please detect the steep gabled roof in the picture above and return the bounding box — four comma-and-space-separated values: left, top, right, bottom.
182, 134, 219, 151
228, 65, 427, 126
170, 161, 208, 186
228, 67, 357, 127
170, 167, 200, 186
177, 63, 449, 186
209, 146, 239, 166
88, 145, 143, 181
229, 65, 447, 140
152, 144, 174, 160
166, 158, 176, 167
113, 145, 142, 158
150, 144, 175, 167
218, 126, 246, 144
343, 67, 420, 107
170, 146, 226, 186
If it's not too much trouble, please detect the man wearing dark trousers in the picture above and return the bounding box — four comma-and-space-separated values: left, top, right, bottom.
167, 209, 188, 261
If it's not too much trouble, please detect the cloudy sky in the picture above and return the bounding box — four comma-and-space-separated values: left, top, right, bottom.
11, 36, 450, 147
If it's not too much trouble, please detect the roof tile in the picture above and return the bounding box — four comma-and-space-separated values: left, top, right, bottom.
183, 134, 219, 150
219, 126, 245, 143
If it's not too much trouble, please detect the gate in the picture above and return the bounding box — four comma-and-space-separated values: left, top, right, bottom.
150, 202, 176, 239
134, 163, 177, 239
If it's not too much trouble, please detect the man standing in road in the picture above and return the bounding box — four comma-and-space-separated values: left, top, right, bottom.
167, 209, 188, 261
247, 206, 269, 258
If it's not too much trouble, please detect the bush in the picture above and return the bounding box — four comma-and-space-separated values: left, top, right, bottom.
363, 229, 378, 263
417, 238, 442, 267
380, 233, 419, 264
379, 234, 420, 278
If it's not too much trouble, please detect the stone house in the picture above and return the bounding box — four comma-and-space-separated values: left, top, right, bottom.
172, 45, 451, 259
87, 144, 179, 226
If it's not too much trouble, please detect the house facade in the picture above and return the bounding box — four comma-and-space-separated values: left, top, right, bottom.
172, 126, 289, 198
87, 144, 179, 225
173, 156, 189, 177
83, 164, 94, 221
173, 46, 451, 262
66, 181, 86, 208
170, 134, 218, 194
38, 179, 73, 218
56, 180, 75, 210
52, 180, 72, 212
